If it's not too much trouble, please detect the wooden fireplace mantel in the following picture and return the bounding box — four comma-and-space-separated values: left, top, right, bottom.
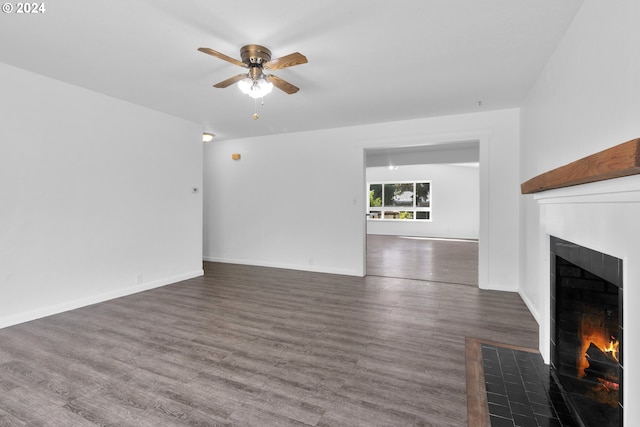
521, 138, 640, 194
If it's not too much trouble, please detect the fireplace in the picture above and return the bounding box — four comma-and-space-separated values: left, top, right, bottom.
550, 236, 623, 427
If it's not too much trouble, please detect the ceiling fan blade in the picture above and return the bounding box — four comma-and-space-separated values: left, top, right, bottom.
264, 52, 308, 70
198, 47, 247, 68
213, 74, 247, 88
267, 75, 300, 94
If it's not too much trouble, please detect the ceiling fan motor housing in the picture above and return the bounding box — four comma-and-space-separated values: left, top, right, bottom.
240, 44, 272, 66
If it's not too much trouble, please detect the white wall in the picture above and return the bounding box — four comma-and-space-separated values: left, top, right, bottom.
366, 164, 479, 239
204, 108, 520, 290
366, 144, 479, 167
0, 62, 204, 328
520, 1, 640, 422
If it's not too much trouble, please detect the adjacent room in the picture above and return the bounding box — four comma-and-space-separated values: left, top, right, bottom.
1, 1, 638, 426
364, 142, 480, 284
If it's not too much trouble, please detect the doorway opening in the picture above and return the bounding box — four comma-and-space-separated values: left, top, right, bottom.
364, 141, 480, 285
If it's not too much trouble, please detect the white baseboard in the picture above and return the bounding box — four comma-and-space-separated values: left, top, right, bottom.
518, 289, 541, 326
0, 269, 204, 330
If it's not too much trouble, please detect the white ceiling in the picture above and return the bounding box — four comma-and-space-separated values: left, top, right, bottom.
0, 0, 583, 142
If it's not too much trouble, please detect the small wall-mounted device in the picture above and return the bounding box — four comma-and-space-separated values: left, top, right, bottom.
231, 153, 241, 160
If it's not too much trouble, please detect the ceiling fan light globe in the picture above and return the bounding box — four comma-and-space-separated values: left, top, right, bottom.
237, 78, 253, 95
251, 79, 273, 98
237, 76, 273, 98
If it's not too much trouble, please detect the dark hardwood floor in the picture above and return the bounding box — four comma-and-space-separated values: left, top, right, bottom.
367, 235, 479, 286
0, 258, 537, 426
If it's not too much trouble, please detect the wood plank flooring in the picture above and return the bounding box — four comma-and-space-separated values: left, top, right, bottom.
367, 235, 478, 286
0, 261, 537, 426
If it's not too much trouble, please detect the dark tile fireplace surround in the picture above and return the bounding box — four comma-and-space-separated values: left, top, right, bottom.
478, 236, 625, 426
550, 236, 623, 427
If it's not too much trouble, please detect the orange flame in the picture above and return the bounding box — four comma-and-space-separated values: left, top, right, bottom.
603, 339, 619, 362
577, 313, 619, 377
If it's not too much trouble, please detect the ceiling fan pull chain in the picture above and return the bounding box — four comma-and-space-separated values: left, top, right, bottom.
252, 98, 259, 120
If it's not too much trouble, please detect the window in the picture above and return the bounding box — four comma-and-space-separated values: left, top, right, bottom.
368, 181, 431, 221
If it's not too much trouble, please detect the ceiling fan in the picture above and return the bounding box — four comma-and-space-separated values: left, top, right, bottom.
198, 44, 307, 99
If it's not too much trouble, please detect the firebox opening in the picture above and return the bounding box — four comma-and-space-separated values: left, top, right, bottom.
550, 236, 623, 427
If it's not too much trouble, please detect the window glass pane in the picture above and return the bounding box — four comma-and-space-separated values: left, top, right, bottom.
383, 184, 394, 207
416, 182, 430, 207
385, 183, 414, 207
382, 211, 414, 219
416, 211, 430, 220
398, 211, 413, 220
368, 211, 381, 219
369, 184, 382, 207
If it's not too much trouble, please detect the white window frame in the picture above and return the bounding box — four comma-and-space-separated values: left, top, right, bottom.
367, 180, 432, 221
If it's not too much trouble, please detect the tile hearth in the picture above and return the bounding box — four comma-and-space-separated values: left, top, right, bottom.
481, 344, 579, 427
